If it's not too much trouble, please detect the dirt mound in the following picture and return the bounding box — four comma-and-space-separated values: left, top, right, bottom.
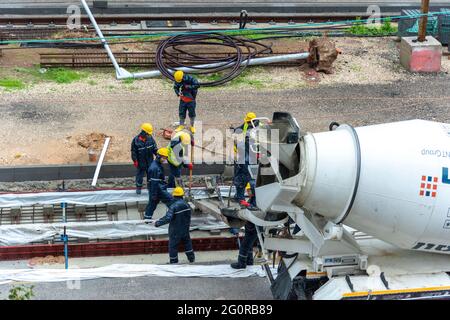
76, 132, 109, 150
28, 255, 65, 266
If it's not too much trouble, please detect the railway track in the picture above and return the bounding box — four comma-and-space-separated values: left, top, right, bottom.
40, 50, 308, 68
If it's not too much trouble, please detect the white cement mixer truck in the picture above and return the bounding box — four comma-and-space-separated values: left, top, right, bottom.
227, 112, 450, 300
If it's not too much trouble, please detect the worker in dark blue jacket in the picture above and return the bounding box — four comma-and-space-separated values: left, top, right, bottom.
131, 123, 158, 194
153, 187, 195, 264
144, 148, 173, 220
173, 70, 200, 135
231, 183, 258, 269
232, 112, 259, 208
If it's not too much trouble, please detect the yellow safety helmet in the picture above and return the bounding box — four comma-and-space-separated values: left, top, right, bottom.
246, 183, 251, 190
141, 123, 153, 135
174, 70, 184, 83
157, 147, 169, 158
172, 187, 185, 197
244, 112, 256, 123
179, 132, 191, 145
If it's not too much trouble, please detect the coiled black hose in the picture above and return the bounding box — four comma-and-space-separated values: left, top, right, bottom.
155, 33, 272, 86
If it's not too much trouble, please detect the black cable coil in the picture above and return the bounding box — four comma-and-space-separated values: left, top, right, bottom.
155, 33, 273, 87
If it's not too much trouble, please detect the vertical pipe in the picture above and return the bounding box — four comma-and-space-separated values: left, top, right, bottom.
63, 226, 68, 270
418, 0, 430, 42
80, 0, 130, 77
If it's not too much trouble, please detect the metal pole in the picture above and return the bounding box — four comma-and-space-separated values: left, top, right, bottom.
91, 137, 111, 187
62, 226, 69, 270
80, 0, 132, 78
418, 0, 430, 42
124, 52, 310, 80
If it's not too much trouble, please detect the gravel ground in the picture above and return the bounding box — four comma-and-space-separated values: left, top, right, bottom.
0, 276, 273, 300
0, 37, 449, 166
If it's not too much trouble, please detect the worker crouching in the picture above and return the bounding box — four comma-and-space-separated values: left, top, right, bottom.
144, 148, 173, 220
131, 123, 158, 194
167, 131, 194, 188
173, 70, 200, 135
152, 187, 195, 264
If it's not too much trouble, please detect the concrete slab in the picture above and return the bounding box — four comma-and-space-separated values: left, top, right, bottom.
400, 36, 443, 72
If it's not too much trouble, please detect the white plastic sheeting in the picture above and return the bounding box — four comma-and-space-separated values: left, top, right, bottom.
0, 219, 229, 246
0, 187, 235, 208
0, 264, 274, 284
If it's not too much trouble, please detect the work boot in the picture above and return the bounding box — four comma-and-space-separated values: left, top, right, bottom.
190, 126, 196, 134
136, 187, 142, 195
230, 261, 247, 269
175, 125, 185, 132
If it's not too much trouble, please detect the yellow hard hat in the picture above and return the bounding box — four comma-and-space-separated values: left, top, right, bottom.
246, 183, 251, 190
141, 123, 153, 135
179, 132, 191, 145
157, 147, 169, 158
174, 70, 184, 83
172, 187, 185, 197
244, 112, 256, 123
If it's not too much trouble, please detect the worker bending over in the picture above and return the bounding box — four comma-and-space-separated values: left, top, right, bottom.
231, 183, 258, 269
173, 70, 200, 134
167, 131, 194, 188
152, 187, 195, 264
233, 112, 259, 208
144, 148, 173, 220
131, 123, 158, 194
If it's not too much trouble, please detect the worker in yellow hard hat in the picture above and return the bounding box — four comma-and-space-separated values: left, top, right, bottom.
143, 147, 173, 220
152, 187, 195, 264
167, 131, 194, 188
173, 70, 200, 135
131, 123, 158, 194
231, 112, 260, 208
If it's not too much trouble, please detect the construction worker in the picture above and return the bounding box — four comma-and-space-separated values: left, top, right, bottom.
167, 131, 194, 188
173, 70, 200, 134
152, 187, 195, 264
231, 183, 258, 269
144, 147, 173, 220
131, 123, 158, 194
233, 112, 259, 208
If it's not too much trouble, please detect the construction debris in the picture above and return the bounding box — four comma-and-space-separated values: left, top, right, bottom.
76, 132, 109, 150
307, 38, 340, 74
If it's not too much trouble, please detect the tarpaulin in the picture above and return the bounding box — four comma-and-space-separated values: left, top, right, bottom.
0, 187, 235, 208
0, 218, 229, 246
0, 264, 276, 284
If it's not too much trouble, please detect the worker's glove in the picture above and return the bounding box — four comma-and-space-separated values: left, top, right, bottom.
154, 221, 161, 227
133, 160, 138, 168
187, 163, 194, 171
239, 200, 251, 208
